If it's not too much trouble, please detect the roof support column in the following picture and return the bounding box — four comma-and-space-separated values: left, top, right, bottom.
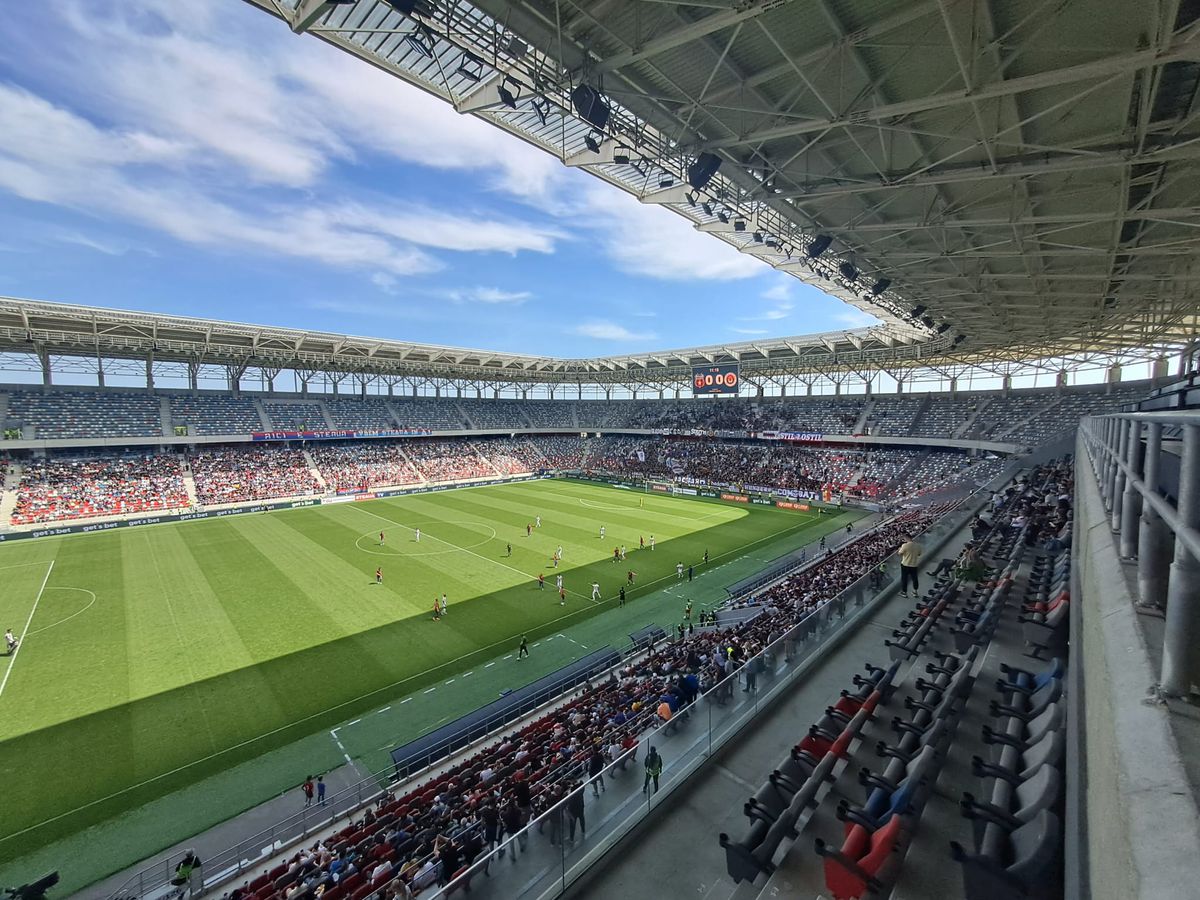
188, 361, 199, 393
145, 354, 154, 391
37, 345, 51, 387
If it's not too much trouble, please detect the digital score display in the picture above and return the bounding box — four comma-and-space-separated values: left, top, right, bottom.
692, 363, 740, 395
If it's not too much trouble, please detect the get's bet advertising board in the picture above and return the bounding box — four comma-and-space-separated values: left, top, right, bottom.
692, 363, 740, 395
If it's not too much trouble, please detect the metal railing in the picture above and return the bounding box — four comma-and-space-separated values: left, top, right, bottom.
1079, 413, 1200, 697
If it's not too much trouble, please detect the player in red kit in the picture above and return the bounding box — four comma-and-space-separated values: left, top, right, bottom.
375, 567, 383, 584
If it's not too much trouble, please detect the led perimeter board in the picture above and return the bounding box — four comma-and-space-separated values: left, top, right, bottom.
693, 363, 740, 395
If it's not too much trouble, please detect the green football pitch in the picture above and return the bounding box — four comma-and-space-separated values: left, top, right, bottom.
0, 477, 849, 868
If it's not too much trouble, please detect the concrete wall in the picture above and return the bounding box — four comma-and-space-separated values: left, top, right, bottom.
1074, 438, 1200, 898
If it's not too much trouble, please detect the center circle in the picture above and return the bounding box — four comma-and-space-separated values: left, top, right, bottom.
354, 520, 498, 557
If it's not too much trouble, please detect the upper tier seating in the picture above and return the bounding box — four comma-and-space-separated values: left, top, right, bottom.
171, 395, 263, 435
457, 399, 529, 430
6, 391, 162, 439
388, 398, 466, 432
264, 402, 327, 431
324, 399, 398, 432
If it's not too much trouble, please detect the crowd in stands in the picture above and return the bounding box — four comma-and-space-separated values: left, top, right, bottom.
309, 443, 421, 493
0, 384, 1143, 444
189, 447, 322, 505
223, 504, 947, 900
4, 437, 1000, 525
10, 454, 188, 525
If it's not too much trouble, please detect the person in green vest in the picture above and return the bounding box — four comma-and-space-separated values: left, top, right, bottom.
643, 745, 663, 795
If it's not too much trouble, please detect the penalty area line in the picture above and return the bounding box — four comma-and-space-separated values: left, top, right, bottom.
0, 559, 54, 702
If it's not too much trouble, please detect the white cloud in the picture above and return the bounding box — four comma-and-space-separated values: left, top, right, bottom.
761, 281, 793, 302
582, 186, 766, 281
834, 308, 881, 328
570, 320, 658, 342
731, 327, 770, 335
448, 287, 532, 305
739, 300, 794, 322
371, 272, 399, 294
55, 232, 135, 256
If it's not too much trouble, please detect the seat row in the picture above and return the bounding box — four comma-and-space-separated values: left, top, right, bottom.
719, 660, 903, 884
950, 652, 1068, 899
814, 644, 981, 899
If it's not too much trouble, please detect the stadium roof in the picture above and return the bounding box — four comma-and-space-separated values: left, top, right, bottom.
235, 0, 1200, 366
0, 296, 946, 384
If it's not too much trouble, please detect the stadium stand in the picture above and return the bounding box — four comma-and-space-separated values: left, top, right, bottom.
5, 390, 163, 439
324, 399, 399, 432
11, 453, 188, 525
309, 442, 421, 492
387, 398, 466, 432
188, 446, 322, 505
264, 402, 328, 431
170, 395, 263, 435
457, 399, 529, 430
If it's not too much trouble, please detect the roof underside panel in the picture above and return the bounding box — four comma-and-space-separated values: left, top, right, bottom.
225, 0, 1200, 370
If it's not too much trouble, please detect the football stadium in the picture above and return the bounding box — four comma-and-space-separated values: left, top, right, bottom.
0, 1, 1198, 899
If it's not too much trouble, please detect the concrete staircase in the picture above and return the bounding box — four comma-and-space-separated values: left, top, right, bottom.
455, 400, 476, 430
882, 450, 930, 496
906, 396, 933, 435
301, 449, 327, 491
317, 400, 336, 430
253, 398, 273, 431
397, 443, 427, 483
854, 398, 875, 434
953, 397, 991, 438
474, 443, 503, 476
0, 461, 23, 525
384, 401, 405, 430
0, 391, 12, 435
994, 398, 1060, 440
179, 455, 199, 507
159, 396, 173, 437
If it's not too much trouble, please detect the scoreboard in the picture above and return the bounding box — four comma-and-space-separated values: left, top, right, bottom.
692, 363, 740, 395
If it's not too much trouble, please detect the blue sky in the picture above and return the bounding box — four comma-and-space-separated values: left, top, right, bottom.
0, 0, 876, 357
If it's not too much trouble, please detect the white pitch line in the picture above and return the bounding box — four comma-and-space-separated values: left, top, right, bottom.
0, 559, 54, 701
352, 504, 593, 599
377, 706, 391, 714
400, 697, 412, 704
484, 662, 495, 668
423, 687, 436, 694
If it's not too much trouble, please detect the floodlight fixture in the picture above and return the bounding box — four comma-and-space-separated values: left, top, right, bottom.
806, 234, 832, 258
936, 323, 952, 334
685, 192, 698, 207
456, 52, 484, 82
734, 219, 747, 232
584, 131, 601, 153
717, 210, 730, 224
911, 305, 927, 318
613, 146, 631, 165
687, 152, 722, 190
869, 278, 891, 296
531, 96, 550, 126
405, 24, 435, 57
920, 315, 935, 329
571, 84, 611, 130
497, 76, 521, 109
702, 202, 714, 217
659, 174, 675, 188
838, 261, 859, 282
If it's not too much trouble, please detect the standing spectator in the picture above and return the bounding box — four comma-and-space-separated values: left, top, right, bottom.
501, 798, 526, 858
302, 776, 315, 808
688, 564, 694, 582
643, 746, 663, 795
518, 635, 529, 659
316, 775, 326, 806
566, 781, 586, 843
619, 586, 626, 607
898, 535, 923, 597
588, 746, 607, 796
171, 850, 202, 896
